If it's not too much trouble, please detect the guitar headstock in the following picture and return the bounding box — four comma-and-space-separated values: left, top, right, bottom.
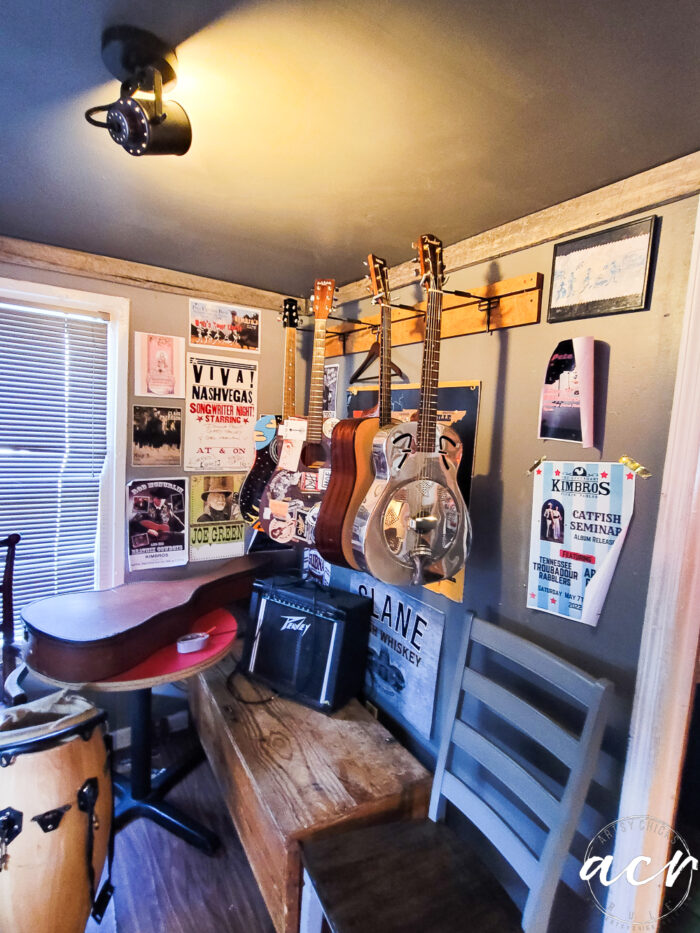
282, 297, 299, 329
310, 278, 337, 321
414, 234, 445, 291
367, 254, 391, 306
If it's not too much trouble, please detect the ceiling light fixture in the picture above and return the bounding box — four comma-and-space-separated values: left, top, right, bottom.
85, 25, 192, 157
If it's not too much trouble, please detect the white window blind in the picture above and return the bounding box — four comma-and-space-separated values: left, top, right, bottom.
0, 304, 109, 641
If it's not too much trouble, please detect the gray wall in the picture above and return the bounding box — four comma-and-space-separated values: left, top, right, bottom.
327, 196, 697, 773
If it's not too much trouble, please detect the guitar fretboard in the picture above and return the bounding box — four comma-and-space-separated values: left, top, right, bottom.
306, 317, 328, 443
379, 300, 392, 427
282, 323, 297, 420
417, 285, 443, 452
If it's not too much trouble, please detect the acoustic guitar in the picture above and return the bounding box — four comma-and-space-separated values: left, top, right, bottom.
351, 235, 471, 585
257, 279, 336, 546
239, 298, 299, 524
315, 255, 396, 568
22, 552, 293, 682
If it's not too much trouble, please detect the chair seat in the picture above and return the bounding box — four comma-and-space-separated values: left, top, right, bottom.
300, 819, 523, 933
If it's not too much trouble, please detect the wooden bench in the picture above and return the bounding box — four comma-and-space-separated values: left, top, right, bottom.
189, 653, 431, 933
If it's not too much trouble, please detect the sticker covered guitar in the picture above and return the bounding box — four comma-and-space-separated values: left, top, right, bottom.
239, 297, 299, 524
257, 279, 336, 546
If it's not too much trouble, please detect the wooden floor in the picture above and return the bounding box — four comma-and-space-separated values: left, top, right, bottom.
85, 731, 275, 933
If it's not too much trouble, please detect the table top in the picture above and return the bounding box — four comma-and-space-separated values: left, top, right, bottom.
31, 607, 238, 693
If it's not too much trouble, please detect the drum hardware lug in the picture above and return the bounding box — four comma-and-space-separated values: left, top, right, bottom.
0, 753, 17, 768
31, 804, 72, 833
0, 807, 23, 871
79, 723, 97, 742
77, 777, 99, 813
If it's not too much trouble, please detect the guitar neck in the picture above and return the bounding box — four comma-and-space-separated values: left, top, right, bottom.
282, 324, 297, 420
378, 301, 392, 427
306, 317, 328, 443
417, 285, 443, 452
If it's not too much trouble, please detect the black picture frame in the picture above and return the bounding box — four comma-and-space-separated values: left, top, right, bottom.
547, 215, 657, 322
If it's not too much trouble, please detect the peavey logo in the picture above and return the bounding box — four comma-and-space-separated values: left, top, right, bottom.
280, 615, 310, 636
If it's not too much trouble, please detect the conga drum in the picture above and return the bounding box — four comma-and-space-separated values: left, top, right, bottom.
0, 691, 112, 933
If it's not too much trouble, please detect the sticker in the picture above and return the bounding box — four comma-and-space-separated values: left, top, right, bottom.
269, 517, 295, 543
322, 417, 339, 439
278, 437, 303, 471
270, 499, 289, 518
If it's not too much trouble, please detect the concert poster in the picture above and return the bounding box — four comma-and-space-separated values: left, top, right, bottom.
132, 405, 182, 466
127, 478, 188, 570
527, 461, 635, 626
183, 353, 258, 472
323, 364, 339, 419
538, 337, 594, 446
189, 473, 246, 562
346, 380, 480, 603
133, 332, 185, 398
189, 299, 261, 353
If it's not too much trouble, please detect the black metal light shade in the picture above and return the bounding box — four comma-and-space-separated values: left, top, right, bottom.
85, 25, 192, 157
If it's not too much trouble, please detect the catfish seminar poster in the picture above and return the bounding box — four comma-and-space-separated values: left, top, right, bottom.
527, 461, 635, 626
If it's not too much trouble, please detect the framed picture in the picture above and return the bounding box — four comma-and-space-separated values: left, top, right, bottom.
547, 216, 656, 322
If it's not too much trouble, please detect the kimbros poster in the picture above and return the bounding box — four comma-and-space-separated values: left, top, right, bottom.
527, 461, 635, 626
184, 353, 258, 472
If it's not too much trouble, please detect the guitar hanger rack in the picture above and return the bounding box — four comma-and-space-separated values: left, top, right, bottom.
320, 272, 544, 358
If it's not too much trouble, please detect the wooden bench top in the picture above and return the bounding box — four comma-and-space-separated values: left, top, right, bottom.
190, 653, 431, 932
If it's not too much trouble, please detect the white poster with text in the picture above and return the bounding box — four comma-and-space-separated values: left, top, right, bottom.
184, 353, 257, 472
527, 461, 635, 626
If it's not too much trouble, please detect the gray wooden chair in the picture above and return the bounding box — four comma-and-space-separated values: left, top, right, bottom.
300, 611, 613, 933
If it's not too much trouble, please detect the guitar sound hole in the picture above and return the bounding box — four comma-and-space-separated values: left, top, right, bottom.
382, 480, 460, 565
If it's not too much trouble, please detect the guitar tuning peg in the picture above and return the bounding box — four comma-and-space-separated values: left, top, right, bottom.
364, 273, 371, 280
362, 260, 368, 266
277, 314, 282, 322
411, 241, 417, 250
335, 286, 340, 292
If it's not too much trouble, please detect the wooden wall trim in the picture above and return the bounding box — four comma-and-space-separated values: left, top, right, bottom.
603, 197, 700, 930
0, 236, 291, 312
339, 151, 700, 305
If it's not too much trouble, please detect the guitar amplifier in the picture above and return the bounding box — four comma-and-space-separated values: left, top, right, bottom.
245, 575, 372, 712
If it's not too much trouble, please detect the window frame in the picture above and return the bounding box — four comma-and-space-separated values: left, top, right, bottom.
0, 275, 129, 589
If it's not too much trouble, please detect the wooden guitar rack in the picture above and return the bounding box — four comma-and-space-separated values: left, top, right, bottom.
324, 272, 543, 358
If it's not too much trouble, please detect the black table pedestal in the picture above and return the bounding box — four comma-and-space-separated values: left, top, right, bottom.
112, 688, 220, 854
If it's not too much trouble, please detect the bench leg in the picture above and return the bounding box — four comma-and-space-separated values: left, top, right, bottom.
300, 869, 326, 933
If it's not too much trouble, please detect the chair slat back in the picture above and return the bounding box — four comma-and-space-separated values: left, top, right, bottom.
429, 612, 612, 933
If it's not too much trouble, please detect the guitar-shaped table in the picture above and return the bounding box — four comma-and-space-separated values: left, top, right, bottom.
239, 297, 299, 524
258, 279, 336, 546
351, 235, 471, 585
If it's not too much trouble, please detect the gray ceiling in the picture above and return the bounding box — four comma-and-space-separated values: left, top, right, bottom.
1, 0, 699, 297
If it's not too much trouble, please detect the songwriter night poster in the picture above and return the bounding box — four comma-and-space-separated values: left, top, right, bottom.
527, 461, 635, 626
184, 353, 258, 472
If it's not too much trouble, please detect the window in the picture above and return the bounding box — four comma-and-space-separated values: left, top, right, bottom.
0, 278, 128, 640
